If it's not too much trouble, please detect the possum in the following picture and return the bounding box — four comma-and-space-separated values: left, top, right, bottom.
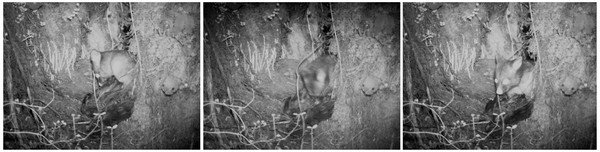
484, 54, 536, 131
298, 55, 336, 97
159, 75, 186, 96
90, 50, 136, 86
494, 55, 535, 98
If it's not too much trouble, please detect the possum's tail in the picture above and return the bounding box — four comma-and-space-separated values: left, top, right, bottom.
503, 100, 534, 125
483, 94, 534, 133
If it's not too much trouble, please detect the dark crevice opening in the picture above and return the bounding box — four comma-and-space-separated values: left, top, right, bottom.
519, 3, 536, 61
318, 3, 336, 57
118, 2, 133, 51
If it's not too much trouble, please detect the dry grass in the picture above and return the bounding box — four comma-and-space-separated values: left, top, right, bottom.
241, 35, 277, 81
41, 34, 78, 80
440, 34, 477, 80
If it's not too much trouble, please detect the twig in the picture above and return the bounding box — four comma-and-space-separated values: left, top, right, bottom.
549, 128, 567, 141
505, 9, 514, 53
208, 98, 224, 148
472, 114, 476, 143
510, 126, 514, 149
74, 115, 101, 147
350, 127, 368, 142
42, 89, 56, 109
129, 2, 142, 96
404, 92, 497, 149
308, 125, 316, 149
4, 131, 60, 149
314, 127, 332, 139
71, 114, 77, 145
475, 122, 500, 147
329, 3, 343, 98
110, 126, 115, 149
203, 100, 249, 133
204, 131, 260, 149
8, 99, 25, 148
426, 87, 448, 131
100, 117, 104, 149
442, 89, 455, 109
404, 36, 424, 148
276, 114, 303, 147
242, 89, 256, 109
227, 87, 240, 131
272, 114, 277, 142
403, 131, 461, 149
149, 127, 168, 142
204, 97, 254, 148
299, 5, 315, 149
106, 5, 115, 47
3, 101, 47, 135
528, 2, 542, 93
92, 65, 100, 117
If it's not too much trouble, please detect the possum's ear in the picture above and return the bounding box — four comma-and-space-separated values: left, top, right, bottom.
90, 51, 101, 65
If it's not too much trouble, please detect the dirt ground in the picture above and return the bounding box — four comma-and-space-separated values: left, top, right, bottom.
203, 3, 400, 149
403, 3, 596, 149
3, 3, 200, 149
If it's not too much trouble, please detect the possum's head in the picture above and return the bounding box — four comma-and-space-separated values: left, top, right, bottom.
301, 68, 330, 97
160, 75, 185, 96
494, 56, 523, 95
161, 84, 178, 96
